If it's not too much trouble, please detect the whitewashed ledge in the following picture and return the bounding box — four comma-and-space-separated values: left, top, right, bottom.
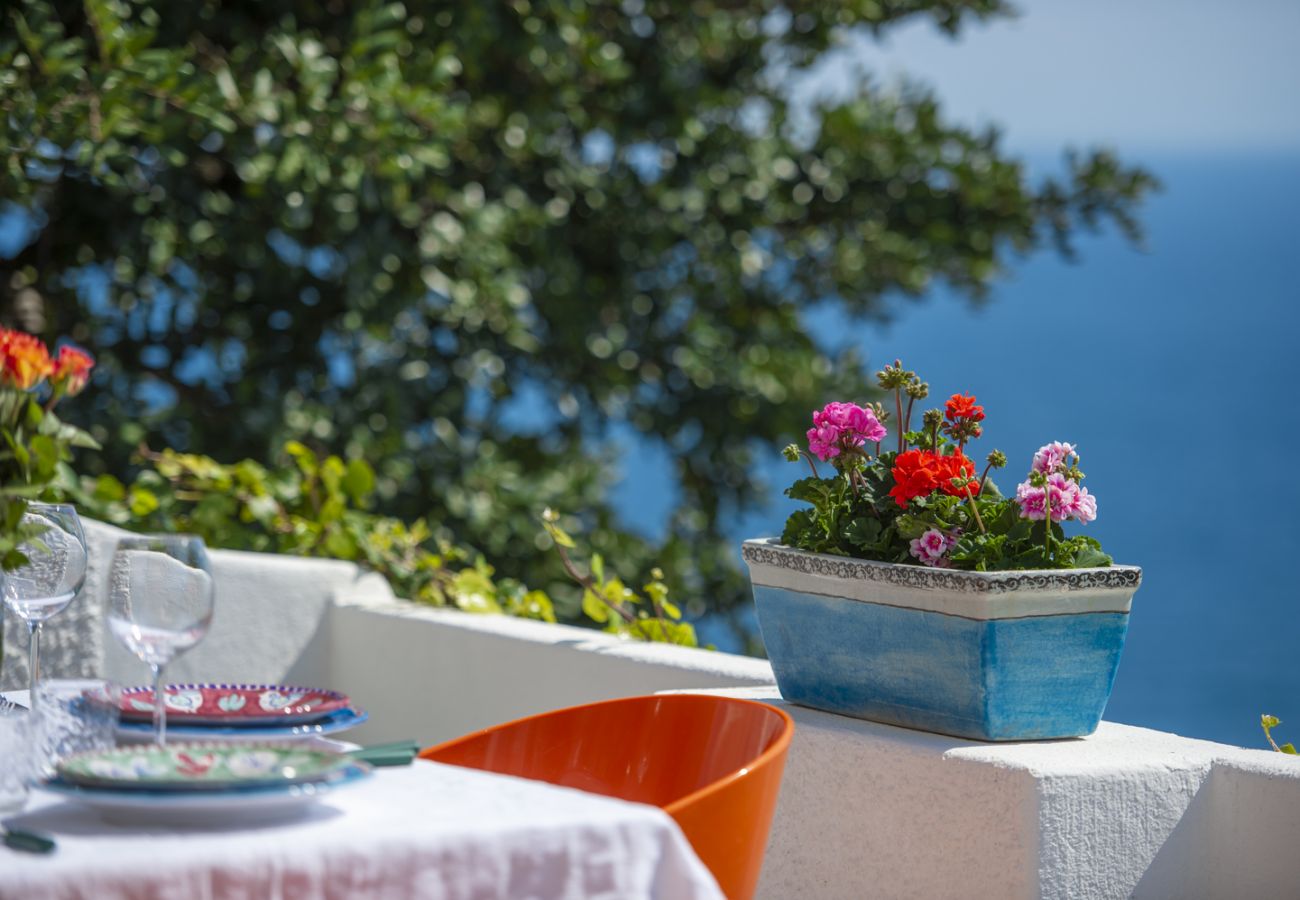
3, 519, 1299, 898
671, 686, 1300, 900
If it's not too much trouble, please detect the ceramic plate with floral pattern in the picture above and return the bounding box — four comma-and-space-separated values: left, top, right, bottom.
116, 706, 368, 743
41, 762, 373, 823
56, 742, 355, 792
118, 684, 352, 726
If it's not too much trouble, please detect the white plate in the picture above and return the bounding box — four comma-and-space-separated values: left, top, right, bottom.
38, 763, 372, 825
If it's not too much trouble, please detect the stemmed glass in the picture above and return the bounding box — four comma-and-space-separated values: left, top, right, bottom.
107, 535, 214, 745
0, 504, 88, 705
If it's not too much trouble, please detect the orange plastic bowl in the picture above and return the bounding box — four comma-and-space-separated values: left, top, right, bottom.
420, 693, 794, 899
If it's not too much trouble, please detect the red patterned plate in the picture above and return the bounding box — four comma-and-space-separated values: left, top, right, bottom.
118, 684, 352, 726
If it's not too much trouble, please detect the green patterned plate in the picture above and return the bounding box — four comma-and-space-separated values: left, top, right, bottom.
56, 742, 352, 792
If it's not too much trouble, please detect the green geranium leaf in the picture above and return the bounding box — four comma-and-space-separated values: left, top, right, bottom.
843, 516, 882, 549
785, 476, 833, 505
1074, 546, 1112, 568
894, 514, 930, 540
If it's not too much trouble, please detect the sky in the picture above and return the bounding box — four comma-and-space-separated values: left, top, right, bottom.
796, 0, 1300, 155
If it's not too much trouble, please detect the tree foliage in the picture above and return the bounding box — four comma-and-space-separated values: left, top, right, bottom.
0, 0, 1155, 632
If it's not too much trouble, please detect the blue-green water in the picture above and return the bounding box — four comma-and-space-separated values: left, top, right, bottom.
617, 152, 1300, 748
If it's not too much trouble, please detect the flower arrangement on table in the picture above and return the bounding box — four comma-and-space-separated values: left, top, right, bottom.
780, 359, 1110, 571
0, 328, 97, 570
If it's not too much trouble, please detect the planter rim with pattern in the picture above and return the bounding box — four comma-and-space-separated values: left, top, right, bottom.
742, 539, 1142, 741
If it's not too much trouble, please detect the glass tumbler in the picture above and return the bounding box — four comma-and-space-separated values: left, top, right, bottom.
32, 679, 121, 777
0, 704, 35, 814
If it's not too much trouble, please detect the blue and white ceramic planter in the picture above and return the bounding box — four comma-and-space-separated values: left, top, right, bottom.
743, 539, 1142, 741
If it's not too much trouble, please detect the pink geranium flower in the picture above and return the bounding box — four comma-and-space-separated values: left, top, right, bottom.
1031, 441, 1077, 475
807, 401, 888, 462
1016, 472, 1097, 524
909, 527, 954, 567
1072, 485, 1098, 523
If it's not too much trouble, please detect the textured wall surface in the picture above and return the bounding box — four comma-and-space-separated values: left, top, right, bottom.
329, 596, 777, 746
676, 686, 1300, 900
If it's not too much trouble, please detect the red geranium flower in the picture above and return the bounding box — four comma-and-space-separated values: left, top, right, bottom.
888, 449, 975, 508
0, 328, 53, 391
945, 393, 984, 423
52, 345, 94, 397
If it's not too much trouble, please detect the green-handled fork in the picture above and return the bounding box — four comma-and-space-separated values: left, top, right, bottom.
346, 740, 421, 768
2, 825, 55, 854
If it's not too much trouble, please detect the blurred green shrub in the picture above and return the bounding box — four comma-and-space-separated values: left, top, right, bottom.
68, 442, 698, 645
3, 1, 1155, 637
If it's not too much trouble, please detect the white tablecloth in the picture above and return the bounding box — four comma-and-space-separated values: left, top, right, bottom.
0, 761, 723, 900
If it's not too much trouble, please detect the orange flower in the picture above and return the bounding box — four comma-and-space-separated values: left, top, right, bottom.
52, 345, 95, 397
944, 393, 985, 423
0, 328, 54, 391
889, 448, 975, 508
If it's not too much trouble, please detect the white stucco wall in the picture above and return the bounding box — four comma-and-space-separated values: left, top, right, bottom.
329, 595, 776, 746
674, 686, 1300, 900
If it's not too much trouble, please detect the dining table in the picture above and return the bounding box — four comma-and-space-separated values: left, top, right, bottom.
0, 691, 724, 900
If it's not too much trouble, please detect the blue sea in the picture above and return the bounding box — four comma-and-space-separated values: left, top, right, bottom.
615, 151, 1300, 749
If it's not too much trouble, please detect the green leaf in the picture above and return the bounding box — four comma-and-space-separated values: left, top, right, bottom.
894, 514, 930, 540
342, 458, 375, 506
128, 487, 160, 517
541, 509, 576, 548
785, 476, 833, 505
93, 474, 127, 502
284, 441, 317, 477
513, 589, 556, 623
450, 569, 501, 614
581, 589, 609, 624
29, 434, 60, 480
1282, 743, 1297, 754
843, 516, 882, 549
323, 526, 359, 560
1074, 546, 1112, 568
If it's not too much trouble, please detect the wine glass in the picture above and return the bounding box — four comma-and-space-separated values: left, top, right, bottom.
107, 535, 214, 745
0, 504, 88, 705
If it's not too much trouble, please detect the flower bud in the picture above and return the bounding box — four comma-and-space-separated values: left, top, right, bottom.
987, 449, 1007, 469
904, 378, 929, 400
782, 443, 801, 462
922, 409, 943, 430
875, 359, 913, 390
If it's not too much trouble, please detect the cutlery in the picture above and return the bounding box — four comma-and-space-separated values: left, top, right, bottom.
348, 740, 420, 768
2, 825, 55, 854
